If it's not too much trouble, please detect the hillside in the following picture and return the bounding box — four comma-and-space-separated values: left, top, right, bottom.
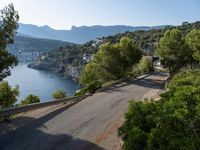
18, 23, 166, 44
8, 35, 73, 53
8, 36, 73, 62
29, 21, 200, 80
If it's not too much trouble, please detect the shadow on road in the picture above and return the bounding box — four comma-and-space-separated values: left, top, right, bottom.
131, 78, 165, 89
0, 103, 105, 150
0, 103, 75, 136
103, 73, 167, 93
0, 127, 105, 150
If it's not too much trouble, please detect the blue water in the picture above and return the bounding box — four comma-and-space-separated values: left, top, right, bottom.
4, 63, 80, 103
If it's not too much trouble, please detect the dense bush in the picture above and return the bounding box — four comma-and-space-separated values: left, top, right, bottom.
156, 29, 191, 76
75, 80, 102, 96
52, 90, 67, 99
119, 70, 200, 150
137, 56, 154, 74
186, 29, 200, 62
0, 81, 19, 109
0, 4, 19, 81
20, 94, 40, 106
166, 69, 200, 91
79, 37, 142, 85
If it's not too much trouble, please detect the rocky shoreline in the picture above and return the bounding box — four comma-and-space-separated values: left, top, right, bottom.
28, 62, 83, 81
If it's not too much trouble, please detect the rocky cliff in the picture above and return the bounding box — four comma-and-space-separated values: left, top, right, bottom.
28, 57, 83, 81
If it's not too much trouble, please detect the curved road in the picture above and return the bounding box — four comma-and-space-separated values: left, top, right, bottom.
0, 73, 168, 150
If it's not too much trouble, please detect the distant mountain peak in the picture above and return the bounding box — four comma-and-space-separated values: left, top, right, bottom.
18, 23, 168, 44
40, 25, 53, 31
71, 25, 77, 30
41, 25, 50, 28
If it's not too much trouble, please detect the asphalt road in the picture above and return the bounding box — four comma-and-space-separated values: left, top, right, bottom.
0, 73, 168, 150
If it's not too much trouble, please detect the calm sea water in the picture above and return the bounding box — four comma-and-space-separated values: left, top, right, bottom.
4, 63, 80, 103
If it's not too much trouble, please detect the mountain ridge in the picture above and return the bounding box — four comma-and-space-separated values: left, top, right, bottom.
18, 23, 168, 44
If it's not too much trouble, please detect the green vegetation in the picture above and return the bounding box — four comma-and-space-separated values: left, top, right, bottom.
0, 4, 43, 109
75, 81, 102, 96
186, 29, 200, 62
9, 36, 72, 53
119, 26, 200, 149
0, 3, 19, 81
119, 70, 200, 150
0, 81, 19, 109
0, 4, 20, 109
77, 37, 142, 95
36, 22, 200, 85
80, 37, 142, 85
52, 89, 67, 99
137, 56, 154, 74
46, 43, 94, 69
156, 29, 190, 76
20, 94, 40, 106
104, 22, 200, 52
155, 28, 200, 77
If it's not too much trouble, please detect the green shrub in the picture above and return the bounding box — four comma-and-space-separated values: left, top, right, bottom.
166, 69, 200, 90
52, 90, 67, 99
79, 37, 142, 85
0, 81, 19, 109
137, 56, 154, 74
119, 70, 200, 149
75, 80, 102, 96
20, 94, 40, 106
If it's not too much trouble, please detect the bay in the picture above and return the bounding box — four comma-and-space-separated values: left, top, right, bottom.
4, 63, 80, 103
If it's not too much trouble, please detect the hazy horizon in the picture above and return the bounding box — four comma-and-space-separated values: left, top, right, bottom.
19, 22, 173, 31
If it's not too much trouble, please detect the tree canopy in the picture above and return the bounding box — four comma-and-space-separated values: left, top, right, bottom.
0, 81, 19, 109
0, 3, 19, 81
137, 56, 154, 74
20, 94, 40, 106
156, 29, 190, 76
186, 29, 200, 62
52, 89, 67, 99
119, 70, 200, 150
79, 37, 142, 85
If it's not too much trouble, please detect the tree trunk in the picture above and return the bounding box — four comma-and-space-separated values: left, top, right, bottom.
190, 57, 193, 69
169, 66, 172, 77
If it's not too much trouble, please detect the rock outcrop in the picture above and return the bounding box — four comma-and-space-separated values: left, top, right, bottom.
28, 60, 83, 81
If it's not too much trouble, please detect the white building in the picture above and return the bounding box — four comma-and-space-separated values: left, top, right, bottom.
83, 54, 92, 63
92, 38, 103, 49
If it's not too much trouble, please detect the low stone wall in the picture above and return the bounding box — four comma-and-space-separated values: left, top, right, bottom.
0, 95, 87, 117
0, 73, 161, 118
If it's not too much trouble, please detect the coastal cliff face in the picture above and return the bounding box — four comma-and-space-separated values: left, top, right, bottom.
28, 60, 83, 81
63, 64, 83, 80
56, 61, 83, 80
28, 43, 96, 81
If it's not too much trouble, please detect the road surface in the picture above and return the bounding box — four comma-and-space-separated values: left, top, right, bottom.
0, 73, 168, 150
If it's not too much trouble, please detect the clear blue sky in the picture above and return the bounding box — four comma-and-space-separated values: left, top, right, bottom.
0, 0, 199, 30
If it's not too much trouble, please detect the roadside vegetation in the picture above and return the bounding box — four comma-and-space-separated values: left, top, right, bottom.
0, 4, 19, 109
77, 37, 143, 95
0, 4, 19, 81
20, 94, 40, 106
76, 22, 200, 95
75, 80, 102, 96
119, 70, 200, 150
0, 81, 19, 109
52, 89, 67, 99
0, 4, 41, 109
134, 56, 154, 74
119, 28, 200, 149
80, 37, 142, 84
